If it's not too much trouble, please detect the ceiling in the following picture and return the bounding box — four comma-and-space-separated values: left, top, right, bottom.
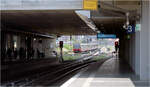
1, 0, 141, 36
91, 0, 141, 35
1, 10, 96, 35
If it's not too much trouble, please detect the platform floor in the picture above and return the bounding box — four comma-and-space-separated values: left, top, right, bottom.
61, 57, 149, 87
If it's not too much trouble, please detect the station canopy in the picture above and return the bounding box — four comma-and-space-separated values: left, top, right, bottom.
1, 0, 141, 36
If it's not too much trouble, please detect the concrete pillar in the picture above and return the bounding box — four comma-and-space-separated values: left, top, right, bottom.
148, 1, 150, 84
135, 31, 140, 76
120, 33, 136, 73
125, 37, 130, 64
129, 34, 136, 72
149, 1, 150, 84
42, 38, 56, 58
119, 35, 128, 61
140, 0, 150, 81
0, 27, 1, 63
119, 36, 124, 60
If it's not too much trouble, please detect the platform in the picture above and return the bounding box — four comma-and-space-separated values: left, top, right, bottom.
61, 57, 149, 87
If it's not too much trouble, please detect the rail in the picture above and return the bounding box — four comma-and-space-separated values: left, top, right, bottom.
2, 50, 99, 86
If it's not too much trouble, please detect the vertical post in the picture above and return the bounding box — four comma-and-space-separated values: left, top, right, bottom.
0, 27, 1, 64
70, 35, 72, 46
59, 41, 64, 62
149, 1, 150, 83
60, 47, 63, 62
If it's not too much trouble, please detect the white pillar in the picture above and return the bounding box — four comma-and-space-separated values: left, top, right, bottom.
42, 38, 56, 58
140, 0, 150, 81
148, 0, 150, 83
149, 1, 150, 83
135, 31, 141, 76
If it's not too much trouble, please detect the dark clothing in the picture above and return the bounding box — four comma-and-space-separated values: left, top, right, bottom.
115, 41, 119, 52
37, 49, 44, 58
115, 46, 119, 52
1, 48, 6, 62
37, 49, 40, 58
7, 48, 12, 61
31, 49, 35, 58
19, 47, 25, 60
14, 50, 18, 59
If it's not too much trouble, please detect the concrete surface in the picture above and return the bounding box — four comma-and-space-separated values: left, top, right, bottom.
62, 57, 149, 87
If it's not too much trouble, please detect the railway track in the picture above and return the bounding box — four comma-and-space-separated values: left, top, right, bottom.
27, 60, 95, 86
2, 48, 110, 87
2, 49, 101, 86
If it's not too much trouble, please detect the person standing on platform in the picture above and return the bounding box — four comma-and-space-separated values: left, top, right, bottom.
19, 47, 25, 61
115, 41, 119, 54
7, 48, 12, 61
14, 48, 18, 60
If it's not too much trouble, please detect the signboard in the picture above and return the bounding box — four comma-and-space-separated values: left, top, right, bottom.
83, 0, 98, 10
126, 25, 135, 34
97, 33, 116, 39
135, 24, 141, 31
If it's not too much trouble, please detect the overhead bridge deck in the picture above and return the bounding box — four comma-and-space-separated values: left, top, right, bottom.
1, 10, 96, 35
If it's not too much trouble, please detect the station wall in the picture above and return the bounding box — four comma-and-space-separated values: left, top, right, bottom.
42, 38, 56, 58
120, 1, 150, 83
1, 31, 57, 63
140, 0, 149, 81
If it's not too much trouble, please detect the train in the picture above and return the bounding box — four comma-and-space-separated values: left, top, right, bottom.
73, 43, 98, 53
73, 43, 81, 53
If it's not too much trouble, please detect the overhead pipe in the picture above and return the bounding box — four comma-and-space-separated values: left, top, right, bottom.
99, 1, 129, 14
98, 1, 140, 20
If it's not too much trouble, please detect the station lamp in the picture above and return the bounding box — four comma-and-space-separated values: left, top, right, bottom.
123, 12, 130, 30
34, 38, 36, 41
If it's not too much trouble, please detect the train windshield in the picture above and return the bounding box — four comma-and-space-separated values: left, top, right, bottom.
73, 43, 81, 49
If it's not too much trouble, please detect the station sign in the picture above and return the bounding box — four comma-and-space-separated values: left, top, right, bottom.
97, 33, 116, 39
83, 0, 98, 10
135, 24, 141, 31
126, 25, 135, 34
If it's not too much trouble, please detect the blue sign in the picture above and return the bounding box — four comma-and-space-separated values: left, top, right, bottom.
97, 33, 116, 39
127, 25, 135, 33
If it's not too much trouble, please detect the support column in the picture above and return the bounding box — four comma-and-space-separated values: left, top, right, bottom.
129, 33, 136, 72
149, 1, 150, 83
135, 31, 140, 76
42, 38, 56, 58
140, 0, 150, 81
0, 27, 1, 64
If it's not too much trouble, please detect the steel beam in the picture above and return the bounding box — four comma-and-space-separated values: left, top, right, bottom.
1, 0, 83, 10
